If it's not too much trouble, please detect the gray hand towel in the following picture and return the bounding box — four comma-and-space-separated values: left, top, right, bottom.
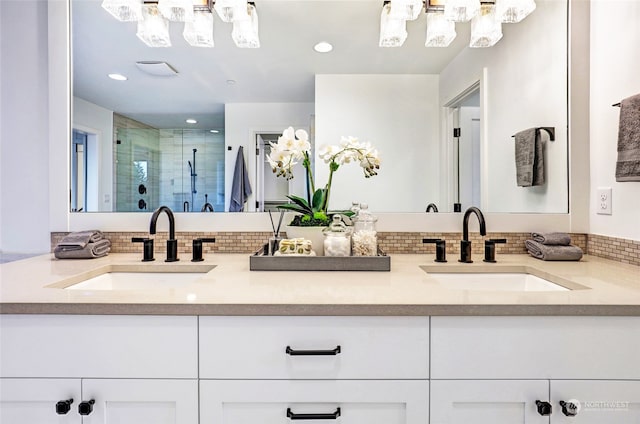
615, 93, 640, 182
229, 146, 252, 212
54, 239, 111, 259
515, 128, 545, 187
57, 230, 104, 248
531, 232, 571, 246
525, 240, 582, 261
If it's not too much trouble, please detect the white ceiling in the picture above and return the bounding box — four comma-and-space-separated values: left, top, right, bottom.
72, 0, 470, 129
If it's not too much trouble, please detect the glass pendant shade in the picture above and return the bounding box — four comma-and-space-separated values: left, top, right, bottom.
101, 0, 142, 22
425, 12, 457, 47
183, 11, 214, 47
379, 3, 408, 47
444, 0, 481, 22
496, 0, 536, 23
470, 3, 503, 47
232, 4, 260, 48
136, 4, 171, 47
389, 0, 424, 21
157, 0, 194, 22
214, 0, 243, 23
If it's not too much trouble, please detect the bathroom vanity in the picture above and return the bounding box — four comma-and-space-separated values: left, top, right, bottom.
1, 253, 640, 423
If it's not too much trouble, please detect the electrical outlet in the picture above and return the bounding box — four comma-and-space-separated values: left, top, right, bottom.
597, 187, 612, 215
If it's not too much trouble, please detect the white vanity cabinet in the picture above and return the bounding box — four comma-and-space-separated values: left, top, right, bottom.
0, 315, 199, 424
430, 316, 640, 424
550, 380, 640, 423
199, 316, 430, 424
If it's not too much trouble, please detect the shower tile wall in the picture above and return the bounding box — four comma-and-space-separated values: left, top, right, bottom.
160, 129, 225, 212
114, 115, 225, 212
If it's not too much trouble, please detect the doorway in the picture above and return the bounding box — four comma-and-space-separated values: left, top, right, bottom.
444, 83, 482, 212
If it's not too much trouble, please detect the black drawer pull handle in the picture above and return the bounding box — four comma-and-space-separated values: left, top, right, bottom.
286, 345, 341, 356
287, 407, 341, 420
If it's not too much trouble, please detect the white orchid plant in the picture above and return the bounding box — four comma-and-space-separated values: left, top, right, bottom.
267, 126, 381, 226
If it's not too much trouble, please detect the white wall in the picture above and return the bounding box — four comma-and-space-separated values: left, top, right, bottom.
589, 0, 640, 241
440, 0, 568, 214
224, 102, 314, 212
315, 74, 440, 213
73, 96, 113, 212
0, 0, 51, 253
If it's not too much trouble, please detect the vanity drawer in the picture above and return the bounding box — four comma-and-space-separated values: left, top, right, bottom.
0, 315, 198, 378
200, 379, 429, 424
431, 316, 640, 379
199, 316, 429, 379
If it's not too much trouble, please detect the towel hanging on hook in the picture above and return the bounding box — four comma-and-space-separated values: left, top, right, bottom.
511, 127, 555, 141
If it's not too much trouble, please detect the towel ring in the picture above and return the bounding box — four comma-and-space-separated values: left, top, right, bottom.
511, 127, 555, 141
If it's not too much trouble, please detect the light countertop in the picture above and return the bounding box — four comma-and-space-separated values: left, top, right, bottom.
1, 253, 639, 315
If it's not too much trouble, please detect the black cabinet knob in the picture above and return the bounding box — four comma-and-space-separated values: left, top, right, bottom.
78, 399, 95, 416
535, 400, 552, 416
55, 398, 73, 415
559, 400, 580, 416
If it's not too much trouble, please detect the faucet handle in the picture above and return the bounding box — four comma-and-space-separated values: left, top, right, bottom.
192, 238, 216, 262
423, 238, 447, 263
131, 237, 154, 262
483, 238, 507, 263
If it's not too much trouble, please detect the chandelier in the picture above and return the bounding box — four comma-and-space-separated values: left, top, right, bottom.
101, 0, 260, 48
380, 0, 536, 48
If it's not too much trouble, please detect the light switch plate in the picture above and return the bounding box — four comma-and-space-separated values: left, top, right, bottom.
596, 187, 612, 215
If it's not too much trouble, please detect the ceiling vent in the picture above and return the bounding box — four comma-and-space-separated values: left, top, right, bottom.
135, 61, 179, 77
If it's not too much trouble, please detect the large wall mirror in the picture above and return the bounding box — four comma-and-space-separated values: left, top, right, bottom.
71, 0, 568, 215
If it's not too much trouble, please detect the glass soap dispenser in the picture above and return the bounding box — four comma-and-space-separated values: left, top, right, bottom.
323, 215, 352, 257
352, 203, 378, 256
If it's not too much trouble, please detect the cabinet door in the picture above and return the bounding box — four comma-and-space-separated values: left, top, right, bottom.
0, 378, 81, 424
200, 380, 429, 424
80, 379, 198, 424
551, 380, 640, 423
430, 380, 549, 424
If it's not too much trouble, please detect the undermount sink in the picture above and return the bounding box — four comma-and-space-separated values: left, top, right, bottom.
55, 264, 216, 290
420, 268, 571, 292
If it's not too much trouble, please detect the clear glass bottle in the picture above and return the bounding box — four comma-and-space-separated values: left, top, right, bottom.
323, 215, 352, 257
351, 203, 378, 256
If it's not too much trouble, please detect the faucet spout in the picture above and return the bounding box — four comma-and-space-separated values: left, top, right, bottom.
459, 206, 487, 263
149, 206, 178, 262
150, 206, 176, 239
462, 206, 486, 241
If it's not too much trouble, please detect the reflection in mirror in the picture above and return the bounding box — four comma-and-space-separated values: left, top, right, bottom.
71, 0, 568, 214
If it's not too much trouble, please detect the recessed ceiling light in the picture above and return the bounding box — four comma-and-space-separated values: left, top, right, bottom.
108, 73, 127, 81
210, 129, 220, 133
226, 79, 236, 85
186, 119, 197, 124
314, 41, 333, 53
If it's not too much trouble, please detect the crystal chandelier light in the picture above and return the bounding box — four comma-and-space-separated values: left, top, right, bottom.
425, 12, 457, 47
379, 2, 408, 47
496, 0, 536, 23
158, 0, 194, 22
214, 0, 244, 23
136, 3, 172, 47
389, 0, 424, 21
444, 0, 481, 22
101, 0, 142, 22
469, 3, 503, 48
232, 3, 260, 48
184, 10, 214, 47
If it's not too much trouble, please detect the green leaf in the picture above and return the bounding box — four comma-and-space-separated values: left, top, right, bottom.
330, 162, 340, 172
285, 195, 313, 213
311, 189, 326, 211
277, 204, 309, 215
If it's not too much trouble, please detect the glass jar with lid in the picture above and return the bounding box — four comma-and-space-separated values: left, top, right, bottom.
323, 215, 352, 257
351, 203, 378, 256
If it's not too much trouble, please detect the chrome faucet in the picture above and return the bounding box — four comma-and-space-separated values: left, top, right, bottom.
425, 203, 438, 213
459, 206, 486, 263
150, 206, 179, 262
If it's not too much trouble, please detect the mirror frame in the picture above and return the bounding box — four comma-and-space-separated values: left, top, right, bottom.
49, 0, 589, 234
